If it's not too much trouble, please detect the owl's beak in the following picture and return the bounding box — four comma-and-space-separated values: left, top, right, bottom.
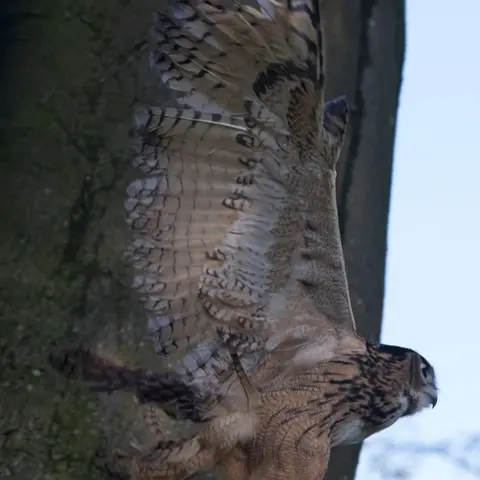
429, 392, 438, 409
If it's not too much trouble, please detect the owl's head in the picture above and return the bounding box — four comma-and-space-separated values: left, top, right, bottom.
376, 343, 438, 416
406, 351, 438, 414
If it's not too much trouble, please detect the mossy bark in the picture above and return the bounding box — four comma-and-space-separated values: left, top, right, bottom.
0, 1, 405, 479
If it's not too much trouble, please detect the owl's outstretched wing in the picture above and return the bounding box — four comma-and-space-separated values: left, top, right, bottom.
125, 0, 359, 413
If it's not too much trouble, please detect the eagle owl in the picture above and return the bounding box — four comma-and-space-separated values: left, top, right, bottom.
50, 0, 438, 479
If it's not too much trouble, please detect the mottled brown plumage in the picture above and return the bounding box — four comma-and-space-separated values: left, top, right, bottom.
49, 0, 438, 478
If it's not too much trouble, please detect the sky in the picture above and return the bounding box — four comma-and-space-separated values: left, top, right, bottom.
356, 0, 480, 479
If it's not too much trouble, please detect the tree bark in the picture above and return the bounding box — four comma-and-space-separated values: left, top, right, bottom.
323, 1, 405, 479
0, 1, 404, 479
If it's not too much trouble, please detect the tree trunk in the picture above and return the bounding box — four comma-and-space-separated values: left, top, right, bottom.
0, 1, 404, 479
323, 1, 405, 478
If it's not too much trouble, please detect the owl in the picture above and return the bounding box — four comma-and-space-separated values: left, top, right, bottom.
49, 0, 438, 479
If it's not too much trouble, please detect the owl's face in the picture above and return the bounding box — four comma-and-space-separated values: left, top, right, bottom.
372, 343, 438, 419
318, 344, 438, 447
405, 353, 438, 415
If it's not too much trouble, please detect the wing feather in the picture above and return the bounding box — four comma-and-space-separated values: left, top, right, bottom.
126, 0, 357, 413
127, 107, 264, 353
151, 0, 297, 117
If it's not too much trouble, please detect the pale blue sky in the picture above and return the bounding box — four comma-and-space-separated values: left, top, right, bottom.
357, 0, 480, 478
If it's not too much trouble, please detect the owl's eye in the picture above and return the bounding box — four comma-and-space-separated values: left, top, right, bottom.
420, 363, 430, 380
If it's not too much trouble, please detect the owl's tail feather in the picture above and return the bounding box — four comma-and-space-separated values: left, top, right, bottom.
48, 348, 205, 422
